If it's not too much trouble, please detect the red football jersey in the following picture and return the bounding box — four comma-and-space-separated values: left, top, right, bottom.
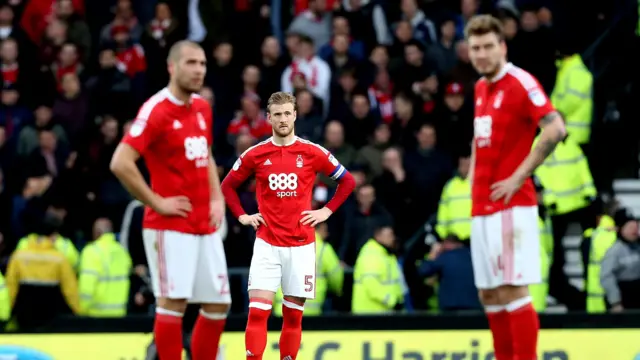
227, 137, 346, 247
472, 63, 555, 216
121, 88, 215, 234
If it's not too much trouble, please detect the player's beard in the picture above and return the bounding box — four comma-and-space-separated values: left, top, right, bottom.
273, 124, 294, 138
177, 76, 203, 94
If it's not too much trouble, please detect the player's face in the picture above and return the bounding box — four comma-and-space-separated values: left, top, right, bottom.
173, 47, 207, 93
468, 32, 506, 77
267, 102, 296, 137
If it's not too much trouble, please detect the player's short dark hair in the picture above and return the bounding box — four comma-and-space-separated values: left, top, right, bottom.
266, 92, 296, 113
167, 40, 203, 63
464, 15, 505, 40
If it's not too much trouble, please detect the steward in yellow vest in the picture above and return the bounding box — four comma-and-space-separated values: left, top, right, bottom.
79, 219, 132, 317
16, 233, 79, 271
533, 135, 596, 217
352, 226, 403, 314
529, 176, 554, 311
550, 53, 593, 145
5, 217, 80, 329
585, 215, 617, 313
436, 154, 471, 242
0, 271, 10, 322
274, 231, 343, 316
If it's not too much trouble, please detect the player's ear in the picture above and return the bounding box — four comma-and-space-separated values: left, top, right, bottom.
293, 110, 297, 121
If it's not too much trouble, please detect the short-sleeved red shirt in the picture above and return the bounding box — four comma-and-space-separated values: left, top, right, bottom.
472, 63, 556, 217
225, 137, 345, 247
121, 88, 215, 234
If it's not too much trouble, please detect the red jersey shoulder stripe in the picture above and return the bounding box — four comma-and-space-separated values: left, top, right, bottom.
240, 138, 271, 159
297, 138, 329, 154
135, 90, 169, 124
507, 66, 539, 91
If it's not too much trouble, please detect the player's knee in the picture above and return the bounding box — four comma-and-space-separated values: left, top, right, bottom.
248, 289, 276, 303
478, 289, 500, 305
157, 298, 188, 313
497, 284, 530, 303
200, 302, 231, 315
283, 296, 306, 306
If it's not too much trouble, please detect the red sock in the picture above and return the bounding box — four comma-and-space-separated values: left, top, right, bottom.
279, 299, 304, 360
191, 310, 226, 360
486, 306, 512, 360
154, 310, 184, 360
507, 297, 539, 360
245, 298, 272, 360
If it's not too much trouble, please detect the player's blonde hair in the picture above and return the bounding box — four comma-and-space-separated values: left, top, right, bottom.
464, 15, 505, 40
266, 92, 297, 113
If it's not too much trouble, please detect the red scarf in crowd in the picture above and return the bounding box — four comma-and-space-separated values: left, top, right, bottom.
294, 0, 336, 15
1, 63, 18, 85
368, 84, 394, 124
290, 57, 318, 87
149, 19, 171, 39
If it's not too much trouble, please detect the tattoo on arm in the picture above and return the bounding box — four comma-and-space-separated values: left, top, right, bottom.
532, 111, 565, 162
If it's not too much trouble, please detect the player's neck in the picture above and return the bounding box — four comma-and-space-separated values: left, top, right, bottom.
485, 60, 509, 82
167, 83, 192, 104
272, 133, 297, 146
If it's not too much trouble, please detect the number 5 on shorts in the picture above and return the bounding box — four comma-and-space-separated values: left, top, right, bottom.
304, 275, 314, 292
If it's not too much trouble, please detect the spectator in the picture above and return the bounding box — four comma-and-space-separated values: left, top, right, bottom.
390, 92, 424, 149
319, 120, 356, 187
352, 225, 403, 313
52, 72, 89, 145
5, 212, 80, 330
427, 18, 459, 76
397, 0, 437, 46
417, 237, 482, 312
49, 42, 84, 92
1, 37, 35, 99
257, 36, 288, 106
294, 89, 324, 143
389, 20, 414, 59
206, 41, 241, 120
336, 0, 392, 51
434, 81, 473, 153
86, 48, 133, 120
17, 105, 68, 157
321, 34, 362, 77
356, 123, 391, 179
328, 67, 359, 121
53, 0, 91, 61
342, 93, 378, 149
339, 184, 393, 265
600, 211, 640, 312
318, 16, 365, 61
404, 123, 454, 220
141, 2, 183, 95
100, 0, 143, 46
0, 85, 32, 143
282, 35, 331, 113
20, 0, 84, 45
288, 0, 332, 52
226, 94, 271, 146
373, 146, 417, 239
78, 217, 132, 317
368, 68, 394, 124
241, 65, 261, 99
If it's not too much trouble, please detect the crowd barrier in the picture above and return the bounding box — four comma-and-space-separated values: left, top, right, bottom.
1, 313, 639, 359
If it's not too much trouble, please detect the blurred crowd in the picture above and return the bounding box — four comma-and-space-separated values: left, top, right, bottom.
1, 0, 640, 330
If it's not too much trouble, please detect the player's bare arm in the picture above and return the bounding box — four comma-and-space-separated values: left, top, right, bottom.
490, 111, 566, 203
301, 170, 356, 227
110, 143, 192, 217
469, 143, 476, 189
208, 149, 225, 227
514, 110, 566, 178
220, 160, 267, 230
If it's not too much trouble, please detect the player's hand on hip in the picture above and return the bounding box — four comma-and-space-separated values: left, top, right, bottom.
209, 199, 225, 227
239, 213, 266, 230
300, 207, 332, 227
490, 175, 524, 204
153, 196, 192, 217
